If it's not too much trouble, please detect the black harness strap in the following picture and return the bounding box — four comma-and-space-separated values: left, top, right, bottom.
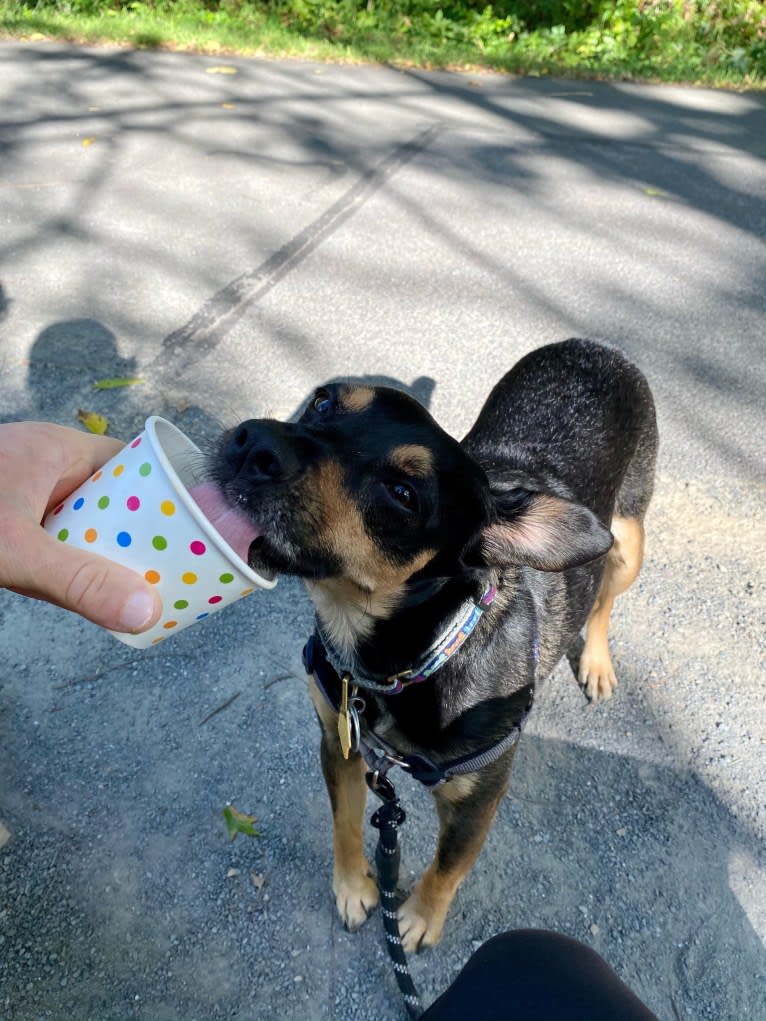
304, 632, 532, 788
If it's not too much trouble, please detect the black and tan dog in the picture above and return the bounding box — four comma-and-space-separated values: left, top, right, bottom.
205, 338, 657, 953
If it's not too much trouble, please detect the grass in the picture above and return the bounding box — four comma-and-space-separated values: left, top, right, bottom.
0, 1, 764, 88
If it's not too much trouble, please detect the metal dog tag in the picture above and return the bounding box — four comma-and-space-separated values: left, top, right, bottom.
338, 674, 353, 759
348, 693, 365, 755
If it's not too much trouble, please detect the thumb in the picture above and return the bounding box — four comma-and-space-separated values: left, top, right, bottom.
15, 526, 163, 633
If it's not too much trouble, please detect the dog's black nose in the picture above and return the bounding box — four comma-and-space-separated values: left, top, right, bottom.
225, 420, 298, 483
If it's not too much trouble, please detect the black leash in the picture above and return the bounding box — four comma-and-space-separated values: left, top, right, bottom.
367, 771, 423, 1020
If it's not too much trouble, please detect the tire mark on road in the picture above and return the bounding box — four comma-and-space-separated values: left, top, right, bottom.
152, 123, 441, 378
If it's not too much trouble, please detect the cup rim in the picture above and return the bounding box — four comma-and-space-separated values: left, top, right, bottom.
144, 416, 277, 591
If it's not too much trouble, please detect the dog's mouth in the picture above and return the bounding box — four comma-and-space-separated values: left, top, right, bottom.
189, 482, 264, 568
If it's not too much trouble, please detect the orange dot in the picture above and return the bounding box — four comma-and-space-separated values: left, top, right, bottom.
151, 636, 165, 644
84, 528, 97, 543
112, 464, 125, 477
160, 499, 176, 516
240, 588, 254, 597
145, 569, 161, 584
182, 571, 197, 585
91, 470, 103, 482
163, 620, 178, 629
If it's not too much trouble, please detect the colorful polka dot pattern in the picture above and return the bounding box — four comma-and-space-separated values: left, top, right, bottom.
44, 426, 258, 648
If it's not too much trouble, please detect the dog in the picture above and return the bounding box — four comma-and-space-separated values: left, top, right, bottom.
204, 338, 658, 953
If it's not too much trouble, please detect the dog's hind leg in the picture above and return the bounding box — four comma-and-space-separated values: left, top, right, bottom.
579, 514, 644, 702
580, 371, 657, 702
309, 679, 379, 930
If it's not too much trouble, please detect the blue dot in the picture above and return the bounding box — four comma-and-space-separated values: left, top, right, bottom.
116, 531, 132, 547
195, 612, 209, 621
73, 497, 85, 510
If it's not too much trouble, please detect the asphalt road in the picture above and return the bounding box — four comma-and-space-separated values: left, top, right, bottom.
1, 41, 765, 1021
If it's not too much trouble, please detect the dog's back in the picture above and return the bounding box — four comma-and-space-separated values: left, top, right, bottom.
463, 338, 658, 525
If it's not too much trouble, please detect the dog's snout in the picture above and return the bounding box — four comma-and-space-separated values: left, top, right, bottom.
225, 420, 297, 483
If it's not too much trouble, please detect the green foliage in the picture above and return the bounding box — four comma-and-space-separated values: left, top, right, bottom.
2, 0, 764, 85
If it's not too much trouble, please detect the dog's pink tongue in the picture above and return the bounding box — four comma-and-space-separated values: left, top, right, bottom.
188, 483, 261, 565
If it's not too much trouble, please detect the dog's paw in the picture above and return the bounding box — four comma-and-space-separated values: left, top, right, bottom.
579, 646, 618, 702
333, 868, 379, 932
398, 886, 446, 953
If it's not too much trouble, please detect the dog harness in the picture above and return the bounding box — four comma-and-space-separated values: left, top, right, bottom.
302, 582, 535, 789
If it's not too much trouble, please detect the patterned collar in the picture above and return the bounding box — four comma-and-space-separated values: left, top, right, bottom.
316, 581, 498, 695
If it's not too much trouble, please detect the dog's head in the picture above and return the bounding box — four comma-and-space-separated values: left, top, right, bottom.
204, 382, 612, 625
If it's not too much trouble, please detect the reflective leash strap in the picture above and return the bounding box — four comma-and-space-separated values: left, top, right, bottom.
368, 772, 423, 1021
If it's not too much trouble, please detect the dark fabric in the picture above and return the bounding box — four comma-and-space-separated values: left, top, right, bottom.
420, 930, 661, 1021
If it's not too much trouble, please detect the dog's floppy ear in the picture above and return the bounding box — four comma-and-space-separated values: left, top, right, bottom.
473, 486, 613, 572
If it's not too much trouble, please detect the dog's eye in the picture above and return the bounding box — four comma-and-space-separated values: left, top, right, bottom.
388, 482, 417, 511
312, 391, 332, 415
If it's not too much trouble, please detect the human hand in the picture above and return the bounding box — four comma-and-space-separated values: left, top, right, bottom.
0, 421, 162, 632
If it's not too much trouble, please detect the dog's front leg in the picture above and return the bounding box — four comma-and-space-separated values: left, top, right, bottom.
398, 769, 509, 953
309, 679, 380, 930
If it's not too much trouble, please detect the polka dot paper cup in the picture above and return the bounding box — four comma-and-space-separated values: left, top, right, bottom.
43, 416, 276, 648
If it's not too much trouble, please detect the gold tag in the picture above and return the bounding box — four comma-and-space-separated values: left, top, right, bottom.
338, 673, 352, 760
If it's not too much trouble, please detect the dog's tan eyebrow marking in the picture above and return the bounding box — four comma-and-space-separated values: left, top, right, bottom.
339, 385, 375, 413
390, 444, 434, 478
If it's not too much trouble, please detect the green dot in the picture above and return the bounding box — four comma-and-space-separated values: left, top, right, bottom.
219, 572, 235, 584
173, 599, 189, 610
57, 528, 69, 541
152, 535, 168, 551
139, 462, 152, 476
97, 495, 110, 509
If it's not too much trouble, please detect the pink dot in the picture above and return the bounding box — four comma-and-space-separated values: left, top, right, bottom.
126, 495, 140, 511
190, 540, 206, 556
131, 437, 142, 448
208, 595, 223, 605
53, 503, 64, 515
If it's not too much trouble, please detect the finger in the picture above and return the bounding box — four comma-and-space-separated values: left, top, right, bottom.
46, 430, 126, 514
0, 422, 126, 518
10, 524, 162, 632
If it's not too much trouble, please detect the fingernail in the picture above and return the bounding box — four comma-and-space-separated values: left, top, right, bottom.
119, 590, 157, 632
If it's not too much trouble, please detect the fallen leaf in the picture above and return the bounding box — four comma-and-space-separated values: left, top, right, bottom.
251, 871, 266, 891
222, 804, 261, 841
92, 377, 145, 390
76, 409, 109, 435
206, 65, 238, 75
226, 867, 241, 879
81, 137, 96, 147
